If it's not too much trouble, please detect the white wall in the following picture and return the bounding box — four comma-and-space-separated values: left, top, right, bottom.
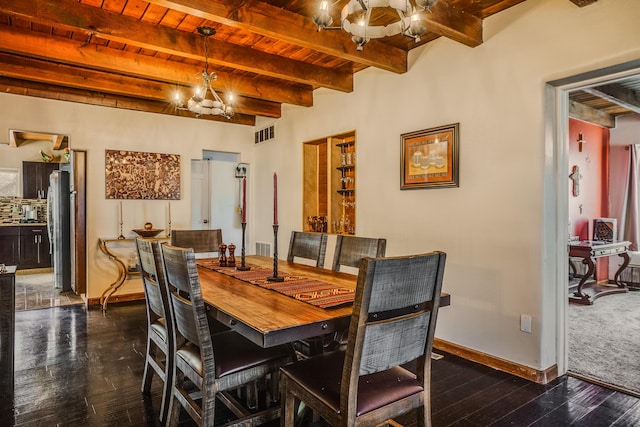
1, 0, 639, 372
252, 0, 640, 371
0, 98, 255, 300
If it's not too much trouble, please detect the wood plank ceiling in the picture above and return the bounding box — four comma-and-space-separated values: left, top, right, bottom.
0, 0, 619, 127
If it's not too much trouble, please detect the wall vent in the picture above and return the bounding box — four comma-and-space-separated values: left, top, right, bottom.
255, 124, 275, 144
256, 241, 271, 257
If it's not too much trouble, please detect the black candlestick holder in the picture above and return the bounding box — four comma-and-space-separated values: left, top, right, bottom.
237, 222, 251, 271
267, 224, 284, 282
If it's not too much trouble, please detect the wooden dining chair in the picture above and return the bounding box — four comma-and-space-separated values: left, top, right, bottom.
160, 243, 294, 427
170, 229, 223, 255
287, 231, 328, 268
331, 235, 386, 272
280, 251, 447, 427
135, 238, 174, 424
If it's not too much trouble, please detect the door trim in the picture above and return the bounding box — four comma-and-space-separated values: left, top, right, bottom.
546, 59, 640, 376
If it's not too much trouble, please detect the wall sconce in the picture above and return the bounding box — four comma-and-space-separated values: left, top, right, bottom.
235, 163, 248, 178
577, 133, 586, 152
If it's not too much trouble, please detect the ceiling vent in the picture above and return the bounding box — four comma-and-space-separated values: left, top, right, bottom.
255, 124, 275, 144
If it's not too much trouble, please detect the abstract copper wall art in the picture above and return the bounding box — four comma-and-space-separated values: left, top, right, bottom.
105, 150, 180, 200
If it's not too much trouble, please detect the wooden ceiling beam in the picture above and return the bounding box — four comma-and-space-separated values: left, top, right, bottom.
0, 25, 312, 108
569, 100, 615, 129
145, 0, 409, 73
0, 0, 353, 92
584, 85, 640, 115
0, 76, 256, 125
425, 1, 483, 47
0, 52, 281, 118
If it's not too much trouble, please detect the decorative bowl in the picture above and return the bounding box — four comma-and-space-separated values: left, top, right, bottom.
132, 228, 164, 238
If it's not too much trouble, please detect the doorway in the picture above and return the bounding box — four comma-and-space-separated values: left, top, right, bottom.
191, 151, 248, 254
547, 59, 640, 390
12, 148, 87, 311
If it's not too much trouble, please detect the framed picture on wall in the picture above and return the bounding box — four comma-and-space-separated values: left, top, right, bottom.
400, 123, 459, 190
105, 149, 181, 200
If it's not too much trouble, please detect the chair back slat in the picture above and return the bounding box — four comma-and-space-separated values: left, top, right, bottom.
287, 231, 328, 267
368, 253, 441, 312
161, 244, 213, 352
171, 292, 200, 345
162, 245, 193, 295
171, 229, 223, 254
136, 238, 168, 320
332, 235, 386, 271
359, 312, 431, 374
345, 251, 446, 377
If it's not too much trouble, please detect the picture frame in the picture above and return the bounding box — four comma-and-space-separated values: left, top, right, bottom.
400, 123, 459, 190
105, 149, 181, 200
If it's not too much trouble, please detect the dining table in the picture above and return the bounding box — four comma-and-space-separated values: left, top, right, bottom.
197, 255, 451, 349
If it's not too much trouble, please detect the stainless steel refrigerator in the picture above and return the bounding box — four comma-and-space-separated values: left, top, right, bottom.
47, 170, 72, 291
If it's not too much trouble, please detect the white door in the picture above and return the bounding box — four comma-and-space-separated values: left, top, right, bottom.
191, 157, 245, 248
191, 159, 210, 229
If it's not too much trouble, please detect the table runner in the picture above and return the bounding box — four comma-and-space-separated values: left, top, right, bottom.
196, 258, 354, 308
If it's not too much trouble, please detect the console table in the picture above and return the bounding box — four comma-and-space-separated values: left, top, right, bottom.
569, 240, 630, 305
98, 237, 168, 311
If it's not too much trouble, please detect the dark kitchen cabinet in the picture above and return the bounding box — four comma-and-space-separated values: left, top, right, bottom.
22, 162, 58, 199
0, 228, 19, 266
19, 226, 50, 269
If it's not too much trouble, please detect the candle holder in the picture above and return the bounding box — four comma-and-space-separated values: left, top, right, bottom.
267, 224, 284, 282
118, 201, 125, 239
118, 219, 125, 240
166, 202, 172, 238
237, 222, 251, 271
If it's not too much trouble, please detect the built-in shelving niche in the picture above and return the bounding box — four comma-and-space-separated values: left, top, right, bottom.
303, 130, 356, 235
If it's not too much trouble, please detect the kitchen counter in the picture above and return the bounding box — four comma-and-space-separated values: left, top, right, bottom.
0, 223, 47, 227
0, 226, 50, 269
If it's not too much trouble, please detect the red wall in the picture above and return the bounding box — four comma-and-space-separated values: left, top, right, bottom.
568, 118, 610, 280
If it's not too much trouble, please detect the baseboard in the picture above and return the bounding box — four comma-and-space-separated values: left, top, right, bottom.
15, 267, 54, 275
87, 292, 145, 307
433, 338, 558, 384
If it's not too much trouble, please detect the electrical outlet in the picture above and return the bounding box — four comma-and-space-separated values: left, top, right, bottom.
520, 314, 532, 333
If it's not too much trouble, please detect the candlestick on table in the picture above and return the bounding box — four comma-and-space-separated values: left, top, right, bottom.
238, 177, 250, 271
273, 172, 278, 226
268, 173, 283, 281
267, 224, 284, 281
242, 177, 247, 223
237, 222, 250, 271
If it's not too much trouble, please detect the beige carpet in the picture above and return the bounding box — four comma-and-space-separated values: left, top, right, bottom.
14, 270, 85, 311
568, 291, 640, 396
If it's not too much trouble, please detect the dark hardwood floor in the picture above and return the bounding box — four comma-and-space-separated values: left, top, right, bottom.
4, 303, 640, 426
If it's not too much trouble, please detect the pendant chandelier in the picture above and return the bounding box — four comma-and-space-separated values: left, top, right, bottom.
174, 27, 233, 119
313, 0, 439, 51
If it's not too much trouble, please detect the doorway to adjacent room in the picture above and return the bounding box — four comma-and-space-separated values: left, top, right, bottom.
191, 151, 248, 254
547, 59, 640, 396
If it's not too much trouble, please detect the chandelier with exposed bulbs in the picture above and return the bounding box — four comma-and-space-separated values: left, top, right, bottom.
174, 26, 233, 119
313, 0, 439, 51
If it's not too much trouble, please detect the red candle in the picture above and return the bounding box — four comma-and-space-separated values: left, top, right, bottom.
273, 172, 278, 225
242, 177, 247, 223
